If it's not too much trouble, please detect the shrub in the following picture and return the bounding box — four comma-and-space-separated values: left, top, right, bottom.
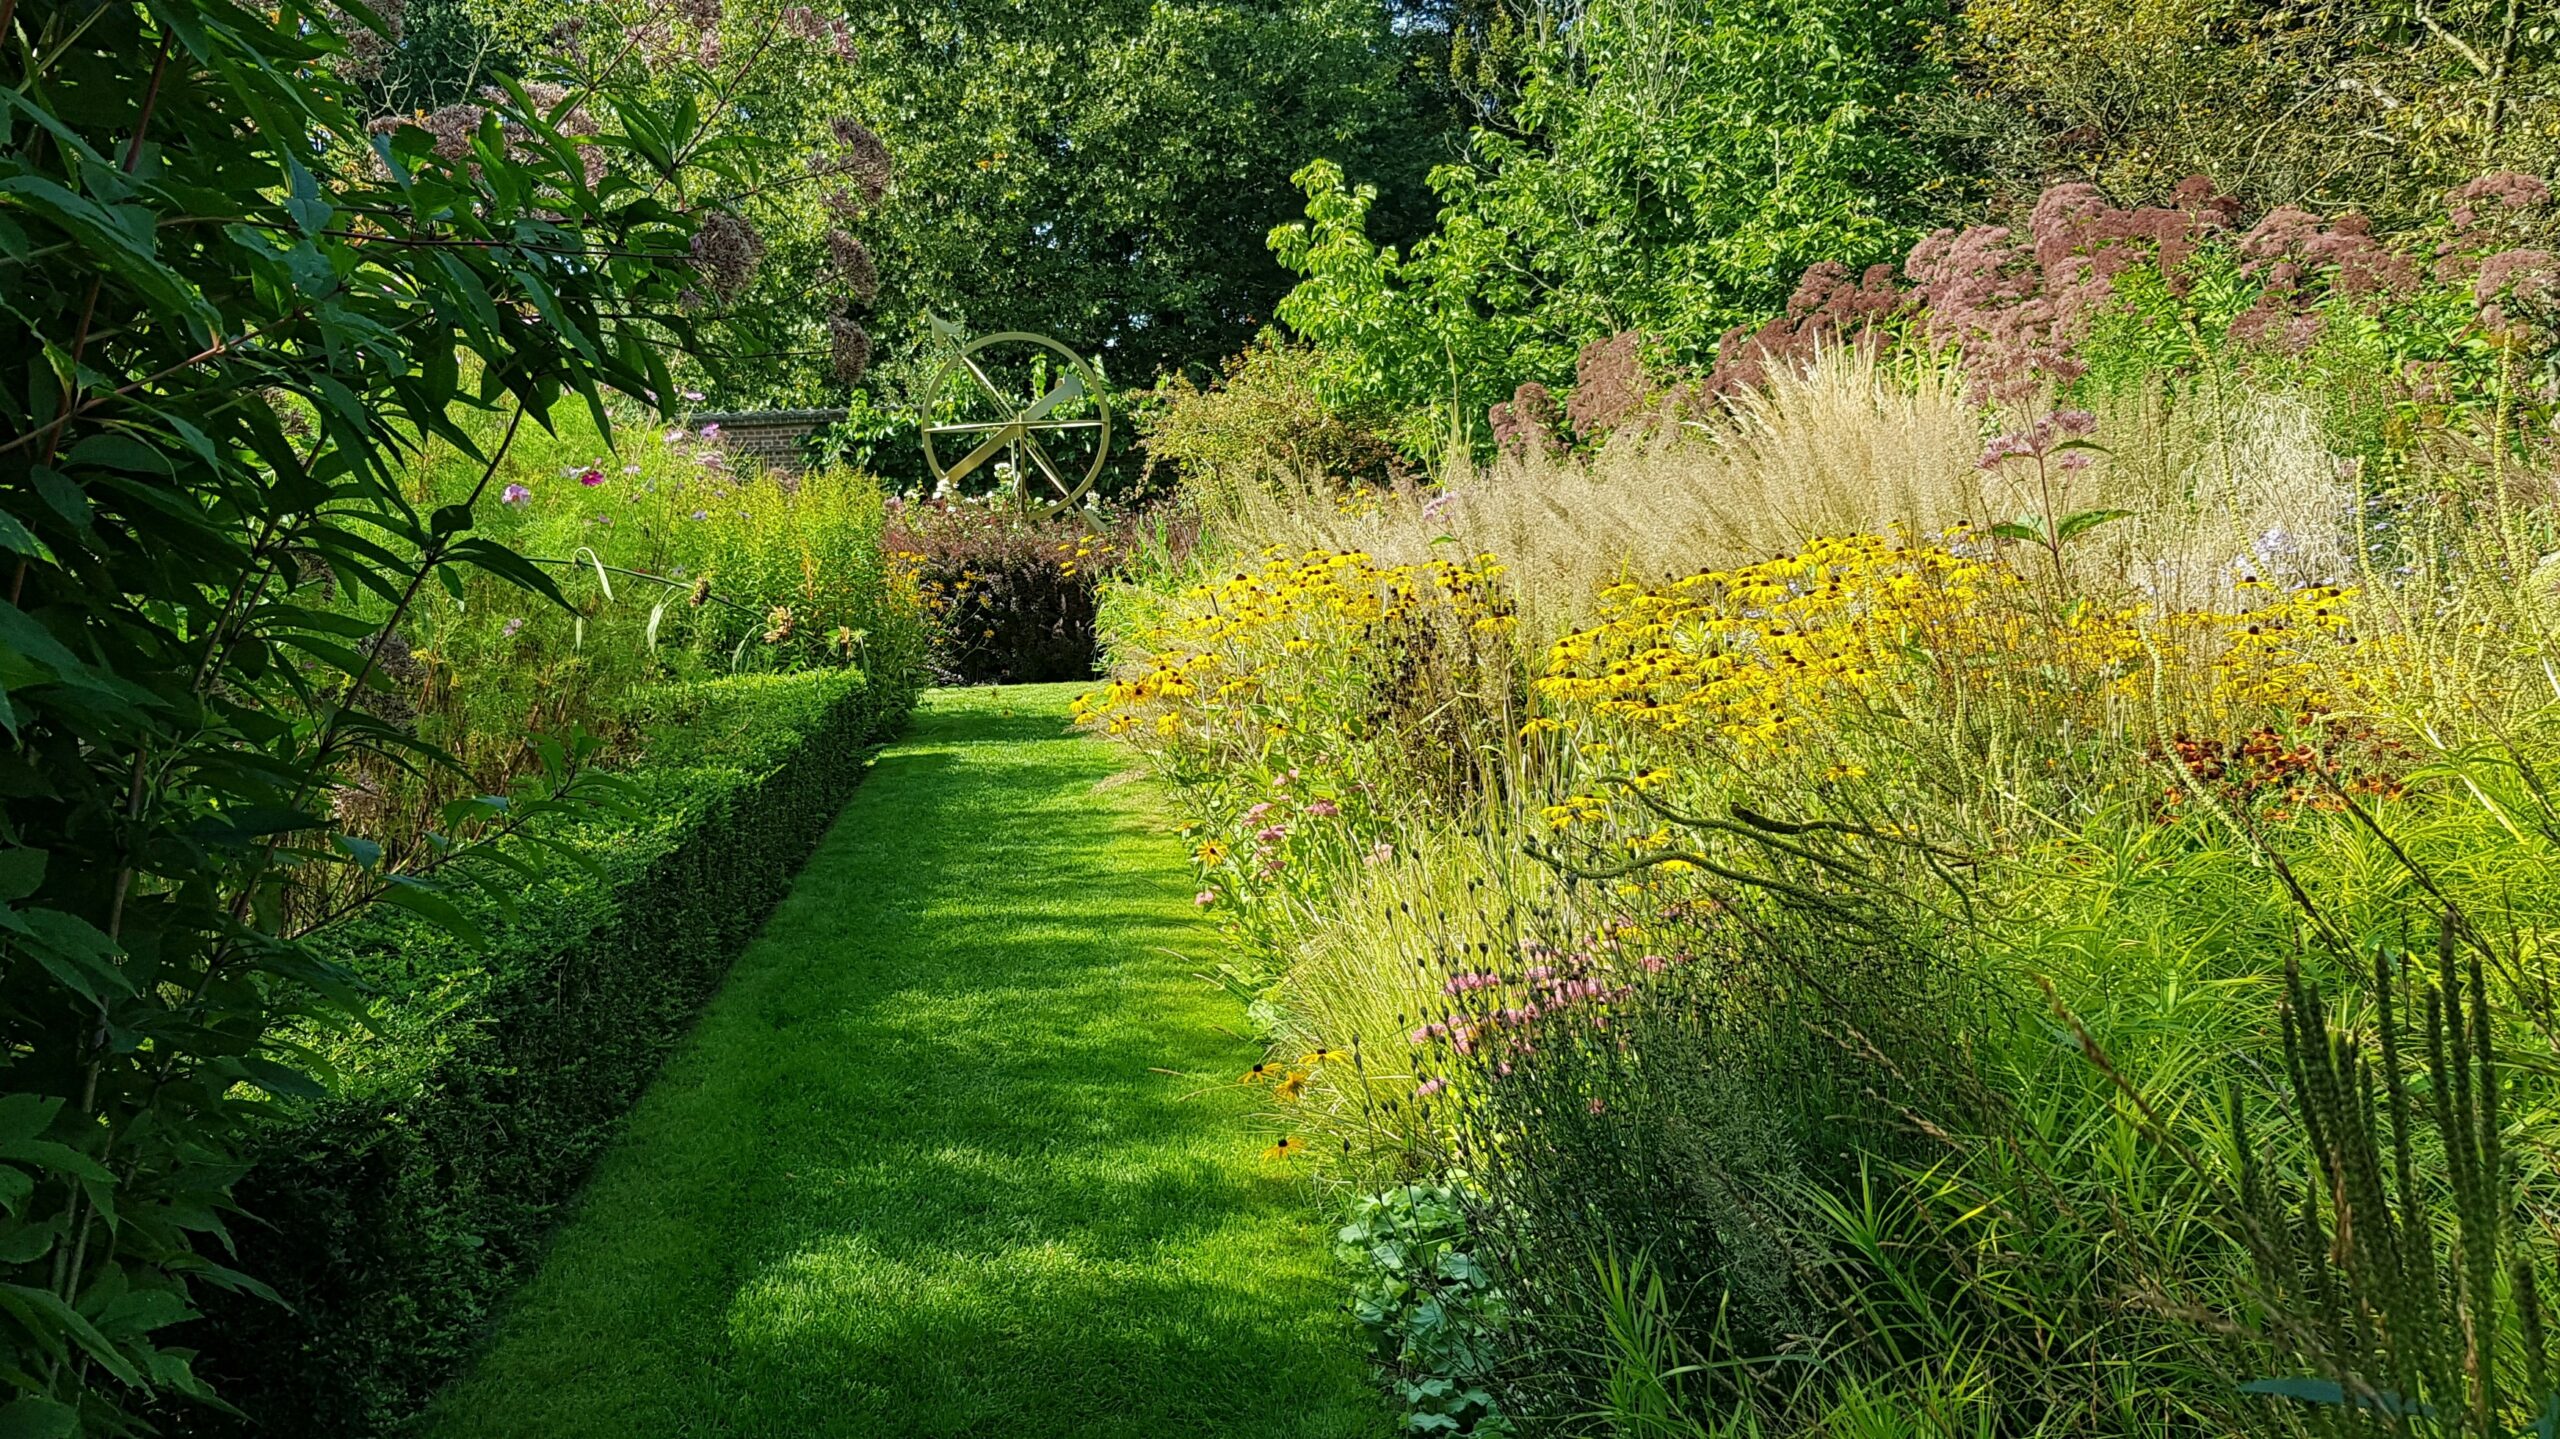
1267, 0, 1954, 447
0, 0, 893, 1420
888, 495, 1142, 683
1140, 340, 1403, 500
177, 667, 916, 1437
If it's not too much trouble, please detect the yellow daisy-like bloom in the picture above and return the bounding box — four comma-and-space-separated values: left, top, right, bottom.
1273, 1069, 1310, 1101
1300, 1047, 1340, 1067
1243, 1062, 1276, 1085
1263, 1136, 1302, 1161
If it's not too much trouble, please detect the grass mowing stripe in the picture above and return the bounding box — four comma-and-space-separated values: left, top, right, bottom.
420, 683, 1389, 1438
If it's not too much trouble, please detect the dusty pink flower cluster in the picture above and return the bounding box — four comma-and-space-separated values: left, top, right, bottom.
827, 229, 879, 303
1489, 381, 1562, 460
1687, 172, 2558, 410
783, 5, 859, 61
1902, 181, 2242, 401
2448, 172, 2552, 237
1702, 260, 1903, 398
2226, 206, 2414, 348
815, 119, 896, 213
2475, 248, 2560, 335
1565, 332, 1649, 440
1488, 334, 1657, 453
688, 211, 766, 302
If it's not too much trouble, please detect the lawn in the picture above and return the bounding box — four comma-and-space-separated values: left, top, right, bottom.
420, 684, 1389, 1437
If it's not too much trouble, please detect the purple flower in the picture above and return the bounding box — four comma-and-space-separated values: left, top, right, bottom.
1306, 799, 1339, 818
691, 509, 709, 521
698, 423, 722, 439
681, 388, 706, 403
663, 427, 687, 445
501, 617, 525, 638
622, 463, 641, 475
1194, 890, 1217, 907
579, 467, 606, 487
502, 483, 532, 505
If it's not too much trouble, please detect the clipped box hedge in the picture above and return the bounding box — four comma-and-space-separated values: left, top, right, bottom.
178, 667, 915, 1437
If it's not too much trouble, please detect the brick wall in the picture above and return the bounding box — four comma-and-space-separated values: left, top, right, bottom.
691, 408, 847, 472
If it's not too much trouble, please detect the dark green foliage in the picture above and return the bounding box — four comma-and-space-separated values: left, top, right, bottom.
845, 0, 1450, 393
0, 0, 785, 1425
175, 669, 915, 1437
1268, 0, 1955, 449
2238, 922, 2559, 1435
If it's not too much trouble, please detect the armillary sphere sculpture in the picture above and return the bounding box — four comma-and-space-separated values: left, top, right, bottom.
918, 318, 1111, 519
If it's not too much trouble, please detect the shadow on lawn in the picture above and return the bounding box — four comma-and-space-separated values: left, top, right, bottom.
425, 698, 1383, 1438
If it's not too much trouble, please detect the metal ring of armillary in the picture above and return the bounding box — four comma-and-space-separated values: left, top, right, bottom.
919, 330, 1112, 520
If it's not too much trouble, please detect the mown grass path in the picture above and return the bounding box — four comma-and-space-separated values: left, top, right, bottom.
423, 684, 1387, 1438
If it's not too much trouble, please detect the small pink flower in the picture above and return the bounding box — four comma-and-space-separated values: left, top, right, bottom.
622, 463, 642, 475
1254, 825, 1286, 845
1241, 802, 1272, 823
501, 617, 525, 638
1194, 890, 1217, 907
663, 427, 687, 444
1588, 1097, 1606, 1115
698, 423, 722, 439
1306, 799, 1339, 818
682, 388, 706, 403
502, 483, 532, 505
1414, 1078, 1447, 1099
579, 467, 606, 487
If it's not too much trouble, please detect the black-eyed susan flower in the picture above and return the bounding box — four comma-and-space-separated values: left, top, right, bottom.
1243, 1062, 1275, 1085
1263, 1136, 1301, 1161
1274, 1069, 1309, 1101
1300, 1047, 1340, 1067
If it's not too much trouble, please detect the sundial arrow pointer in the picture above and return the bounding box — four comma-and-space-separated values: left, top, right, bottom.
943, 423, 1021, 483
